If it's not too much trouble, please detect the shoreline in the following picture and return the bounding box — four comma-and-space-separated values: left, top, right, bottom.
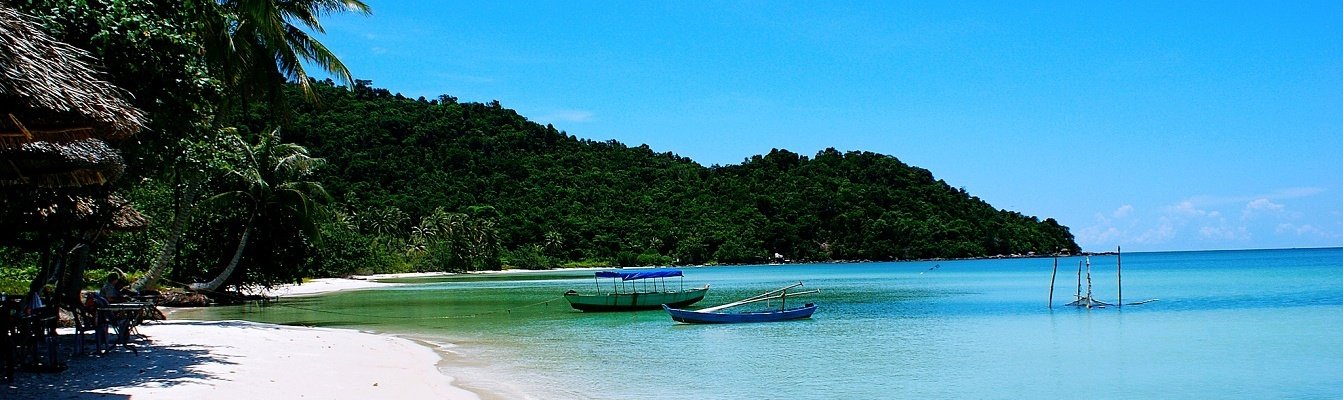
2, 320, 481, 400
6, 275, 511, 399
243, 269, 591, 298
249, 274, 543, 399
10, 270, 601, 399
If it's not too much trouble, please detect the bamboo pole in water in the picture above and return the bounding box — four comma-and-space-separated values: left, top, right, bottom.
1117, 245, 1123, 307
1076, 261, 1083, 300
1049, 256, 1059, 308
1085, 257, 1094, 309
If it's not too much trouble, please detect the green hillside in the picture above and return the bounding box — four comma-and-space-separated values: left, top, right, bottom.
273, 81, 1078, 270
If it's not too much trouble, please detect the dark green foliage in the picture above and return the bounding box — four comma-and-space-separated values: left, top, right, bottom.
615, 252, 639, 269
275, 81, 1079, 272
506, 245, 556, 270
309, 222, 385, 276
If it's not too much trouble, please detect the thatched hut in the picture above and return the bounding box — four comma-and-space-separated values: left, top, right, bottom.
1, 4, 145, 188
0, 4, 148, 311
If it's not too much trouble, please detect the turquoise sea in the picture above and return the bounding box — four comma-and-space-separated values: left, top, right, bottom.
177, 248, 1343, 399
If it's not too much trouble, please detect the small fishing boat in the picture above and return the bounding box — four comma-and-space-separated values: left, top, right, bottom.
662, 282, 818, 324
564, 269, 709, 312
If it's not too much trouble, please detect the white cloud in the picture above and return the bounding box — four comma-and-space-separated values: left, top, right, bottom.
1275, 223, 1332, 238
1076, 186, 1338, 250
1131, 217, 1176, 244
1242, 198, 1285, 219
1270, 187, 1326, 199
1199, 225, 1250, 241
1167, 201, 1210, 217
1076, 205, 1140, 247
1185, 187, 1326, 207
1092, 226, 1123, 243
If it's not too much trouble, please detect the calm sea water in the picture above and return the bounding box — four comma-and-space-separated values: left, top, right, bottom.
177, 248, 1343, 399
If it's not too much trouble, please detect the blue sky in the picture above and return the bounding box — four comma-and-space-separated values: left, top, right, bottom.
310, 1, 1342, 252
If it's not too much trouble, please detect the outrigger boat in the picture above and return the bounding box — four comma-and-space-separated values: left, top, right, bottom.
564, 269, 709, 312
662, 282, 818, 324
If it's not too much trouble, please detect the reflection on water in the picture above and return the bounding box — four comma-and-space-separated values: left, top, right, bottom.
175, 248, 1343, 399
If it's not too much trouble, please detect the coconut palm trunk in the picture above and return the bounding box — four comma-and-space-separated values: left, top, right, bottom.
191, 217, 254, 292
189, 127, 326, 292
131, 186, 197, 292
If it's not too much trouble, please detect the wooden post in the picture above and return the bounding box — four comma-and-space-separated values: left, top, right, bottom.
1049, 256, 1058, 308
1117, 245, 1123, 307
1085, 257, 1093, 309
1075, 260, 1083, 300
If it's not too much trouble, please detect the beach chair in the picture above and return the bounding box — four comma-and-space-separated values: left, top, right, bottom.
68, 293, 106, 354
82, 293, 162, 354
2, 296, 62, 373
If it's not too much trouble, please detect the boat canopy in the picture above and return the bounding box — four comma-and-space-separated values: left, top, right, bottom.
595, 270, 683, 281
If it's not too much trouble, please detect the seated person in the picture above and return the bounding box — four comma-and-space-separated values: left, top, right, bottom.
99, 272, 130, 303
24, 289, 43, 312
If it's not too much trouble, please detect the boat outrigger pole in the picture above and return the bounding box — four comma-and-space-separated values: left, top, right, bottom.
697, 282, 819, 313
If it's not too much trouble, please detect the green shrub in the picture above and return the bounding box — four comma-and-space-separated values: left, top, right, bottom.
504, 245, 555, 270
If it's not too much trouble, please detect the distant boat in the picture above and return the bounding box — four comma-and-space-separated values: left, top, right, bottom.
663, 282, 818, 324
564, 269, 708, 312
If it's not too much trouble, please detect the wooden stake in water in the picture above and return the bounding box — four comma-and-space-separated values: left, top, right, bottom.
1085, 256, 1094, 309
1049, 256, 1059, 308
1117, 245, 1123, 307
1075, 260, 1083, 301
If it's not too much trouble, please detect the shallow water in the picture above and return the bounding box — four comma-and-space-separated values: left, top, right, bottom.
177, 248, 1343, 399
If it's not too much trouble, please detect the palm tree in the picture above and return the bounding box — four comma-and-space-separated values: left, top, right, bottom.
360, 205, 408, 249
132, 1, 364, 291
191, 127, 329, 292
192, 0, 371, 106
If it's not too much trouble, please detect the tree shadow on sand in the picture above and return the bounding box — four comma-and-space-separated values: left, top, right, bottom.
2, 321, 245, 399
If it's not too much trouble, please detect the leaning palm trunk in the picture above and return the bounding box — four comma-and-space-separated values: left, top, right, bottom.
131, 191, 196, 292
190, 220, 252, 292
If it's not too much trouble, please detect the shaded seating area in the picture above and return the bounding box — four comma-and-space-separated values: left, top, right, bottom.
75, 293, 165, 354
2, 294, 61, 382
2, 290, 166, 383
0, 3, 151, 385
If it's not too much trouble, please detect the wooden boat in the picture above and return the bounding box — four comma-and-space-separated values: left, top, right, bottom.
564, 269, 709, 312
662, 282, 818, 324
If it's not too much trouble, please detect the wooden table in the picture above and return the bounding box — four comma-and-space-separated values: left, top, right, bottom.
95, 302, 156, 353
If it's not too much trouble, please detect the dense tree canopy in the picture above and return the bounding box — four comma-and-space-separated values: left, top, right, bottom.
274, 80, 1079, 274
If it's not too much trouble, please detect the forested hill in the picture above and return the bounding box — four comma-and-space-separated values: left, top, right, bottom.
276, 80, 1079, 267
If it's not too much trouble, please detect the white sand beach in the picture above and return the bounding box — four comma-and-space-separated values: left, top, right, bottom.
3, 319, 479, 400
246, 271, 532, 297
3, 276, 482, 400
246, 276, 403, 297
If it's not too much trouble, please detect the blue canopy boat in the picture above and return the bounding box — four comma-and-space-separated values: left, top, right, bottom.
564, 269, 709, 312
663, 282, 818, 324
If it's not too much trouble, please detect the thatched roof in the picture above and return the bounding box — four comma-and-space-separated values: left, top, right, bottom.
0, 190, 148, 233
0, 137, 124, 186
0, 5, 146, 139
0, 5, 150, 236
1, 5, 147, 189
